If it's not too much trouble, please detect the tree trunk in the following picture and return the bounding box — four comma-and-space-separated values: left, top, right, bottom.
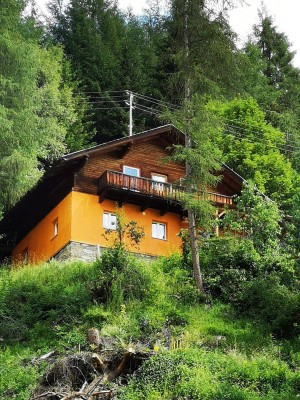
188, 210, 204, 292
183, 0, 205, 294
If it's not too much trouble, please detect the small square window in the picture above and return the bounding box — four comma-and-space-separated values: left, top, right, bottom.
103, 212, 117, 230
53, 218, 58, 237
22, 247, 29, 264
152, 222, 166, 240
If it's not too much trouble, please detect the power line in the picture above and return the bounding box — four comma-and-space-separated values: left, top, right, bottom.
133, 104, 161, 115
224, 121, 300, 150
132, 91, 181, 110
71, 90, 300, 154
223, 127, 300, 153
76, 90, 127, 94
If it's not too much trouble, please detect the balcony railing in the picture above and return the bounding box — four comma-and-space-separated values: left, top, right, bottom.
98, 170, 234, 207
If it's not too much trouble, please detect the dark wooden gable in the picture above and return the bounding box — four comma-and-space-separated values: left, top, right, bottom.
72, 125, 185, 195
215, 165, 245, 196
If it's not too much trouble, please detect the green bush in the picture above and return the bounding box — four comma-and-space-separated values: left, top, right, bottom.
117, 349, 300, 400
238, 275, 300, 337
199, 237, 260, 303
0, 346, 41, 400
94, 246, 152, 307
0, 260, 98, 340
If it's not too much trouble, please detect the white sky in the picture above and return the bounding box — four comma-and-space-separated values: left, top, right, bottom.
36, 0, 300, 68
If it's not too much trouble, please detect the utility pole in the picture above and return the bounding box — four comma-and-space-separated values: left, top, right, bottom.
126, 90, 134, 136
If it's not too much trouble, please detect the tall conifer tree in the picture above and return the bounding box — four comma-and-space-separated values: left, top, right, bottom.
0, 0, 86, 212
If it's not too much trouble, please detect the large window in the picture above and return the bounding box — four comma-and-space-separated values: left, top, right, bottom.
103, 212, 117, 230
152, 221, 167, 240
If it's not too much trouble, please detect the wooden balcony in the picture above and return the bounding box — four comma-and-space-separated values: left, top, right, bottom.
98, 170, 234, 215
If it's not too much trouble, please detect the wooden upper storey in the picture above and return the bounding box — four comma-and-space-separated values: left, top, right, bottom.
72, 128, 185, 195
0, 124, 244, 247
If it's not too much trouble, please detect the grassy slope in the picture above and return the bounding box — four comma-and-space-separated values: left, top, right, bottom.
0, 255, 300, 399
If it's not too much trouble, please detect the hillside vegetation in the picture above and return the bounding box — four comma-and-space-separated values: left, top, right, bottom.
1, 238, 300, 399
2, 1, 300, 398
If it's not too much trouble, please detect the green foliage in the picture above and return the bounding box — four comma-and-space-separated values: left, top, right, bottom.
95, 249, 151, 308
252, 13, 300, 112
215, 97, 296, 203
200, 237, 260, 303
96, 210, 146, 306
0, 346, 41, 400
1, 256, 300, 399
0, 1, 92, 211
223, 183, 283, 253
170, 95, 222, 192
167, 0, 243, 99
238, 276, 300, 337
167, 94, 223, 291
0, 260, 98, 340
118, 348, 300, 400
103, 207, 145, 248
48, 0, 164, 142
243, 13, 300, 174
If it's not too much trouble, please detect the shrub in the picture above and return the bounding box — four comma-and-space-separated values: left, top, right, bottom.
238, 275, 300, 337
117, 348, 300, 400
0, 260, 98, 340
94, 246, 152, 307
199, 237, 260, 303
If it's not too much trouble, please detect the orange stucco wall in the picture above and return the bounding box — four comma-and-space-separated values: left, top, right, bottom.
71, 191, 183, 257
12, 193, 72, 264
12, 191, 184, 263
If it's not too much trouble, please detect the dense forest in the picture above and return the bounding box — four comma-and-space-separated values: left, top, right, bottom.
1, 0, 300, 398
2, 0, 300, 215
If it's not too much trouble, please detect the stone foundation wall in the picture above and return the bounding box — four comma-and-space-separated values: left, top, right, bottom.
54, 241, 157, 263
54, 241, 100, 263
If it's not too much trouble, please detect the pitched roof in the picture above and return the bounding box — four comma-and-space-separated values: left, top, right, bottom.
62, 124, 181, 161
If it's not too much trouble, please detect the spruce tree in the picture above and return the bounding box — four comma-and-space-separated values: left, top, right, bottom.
0, 0, 86, 212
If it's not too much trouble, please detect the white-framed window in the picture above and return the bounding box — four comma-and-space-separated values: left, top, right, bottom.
151, 173, 167, 193
103, 212, 117, 230
151, 173, 167, 183
53, 218, 59, 237
123, 166, 140, 190
123, 166, 140, 177
152, 221, 167, 240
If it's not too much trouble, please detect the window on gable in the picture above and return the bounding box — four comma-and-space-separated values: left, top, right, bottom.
103, 212, 117, 230
53, 218, 58, 237
151, 173, 167, 193
151, 173, 167, 183
152, 221, 167, 240
123, 166, 140, 177
123, 166, 140, 190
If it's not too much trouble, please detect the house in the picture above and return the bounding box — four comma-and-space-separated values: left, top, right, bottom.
0, 125, 244, 264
